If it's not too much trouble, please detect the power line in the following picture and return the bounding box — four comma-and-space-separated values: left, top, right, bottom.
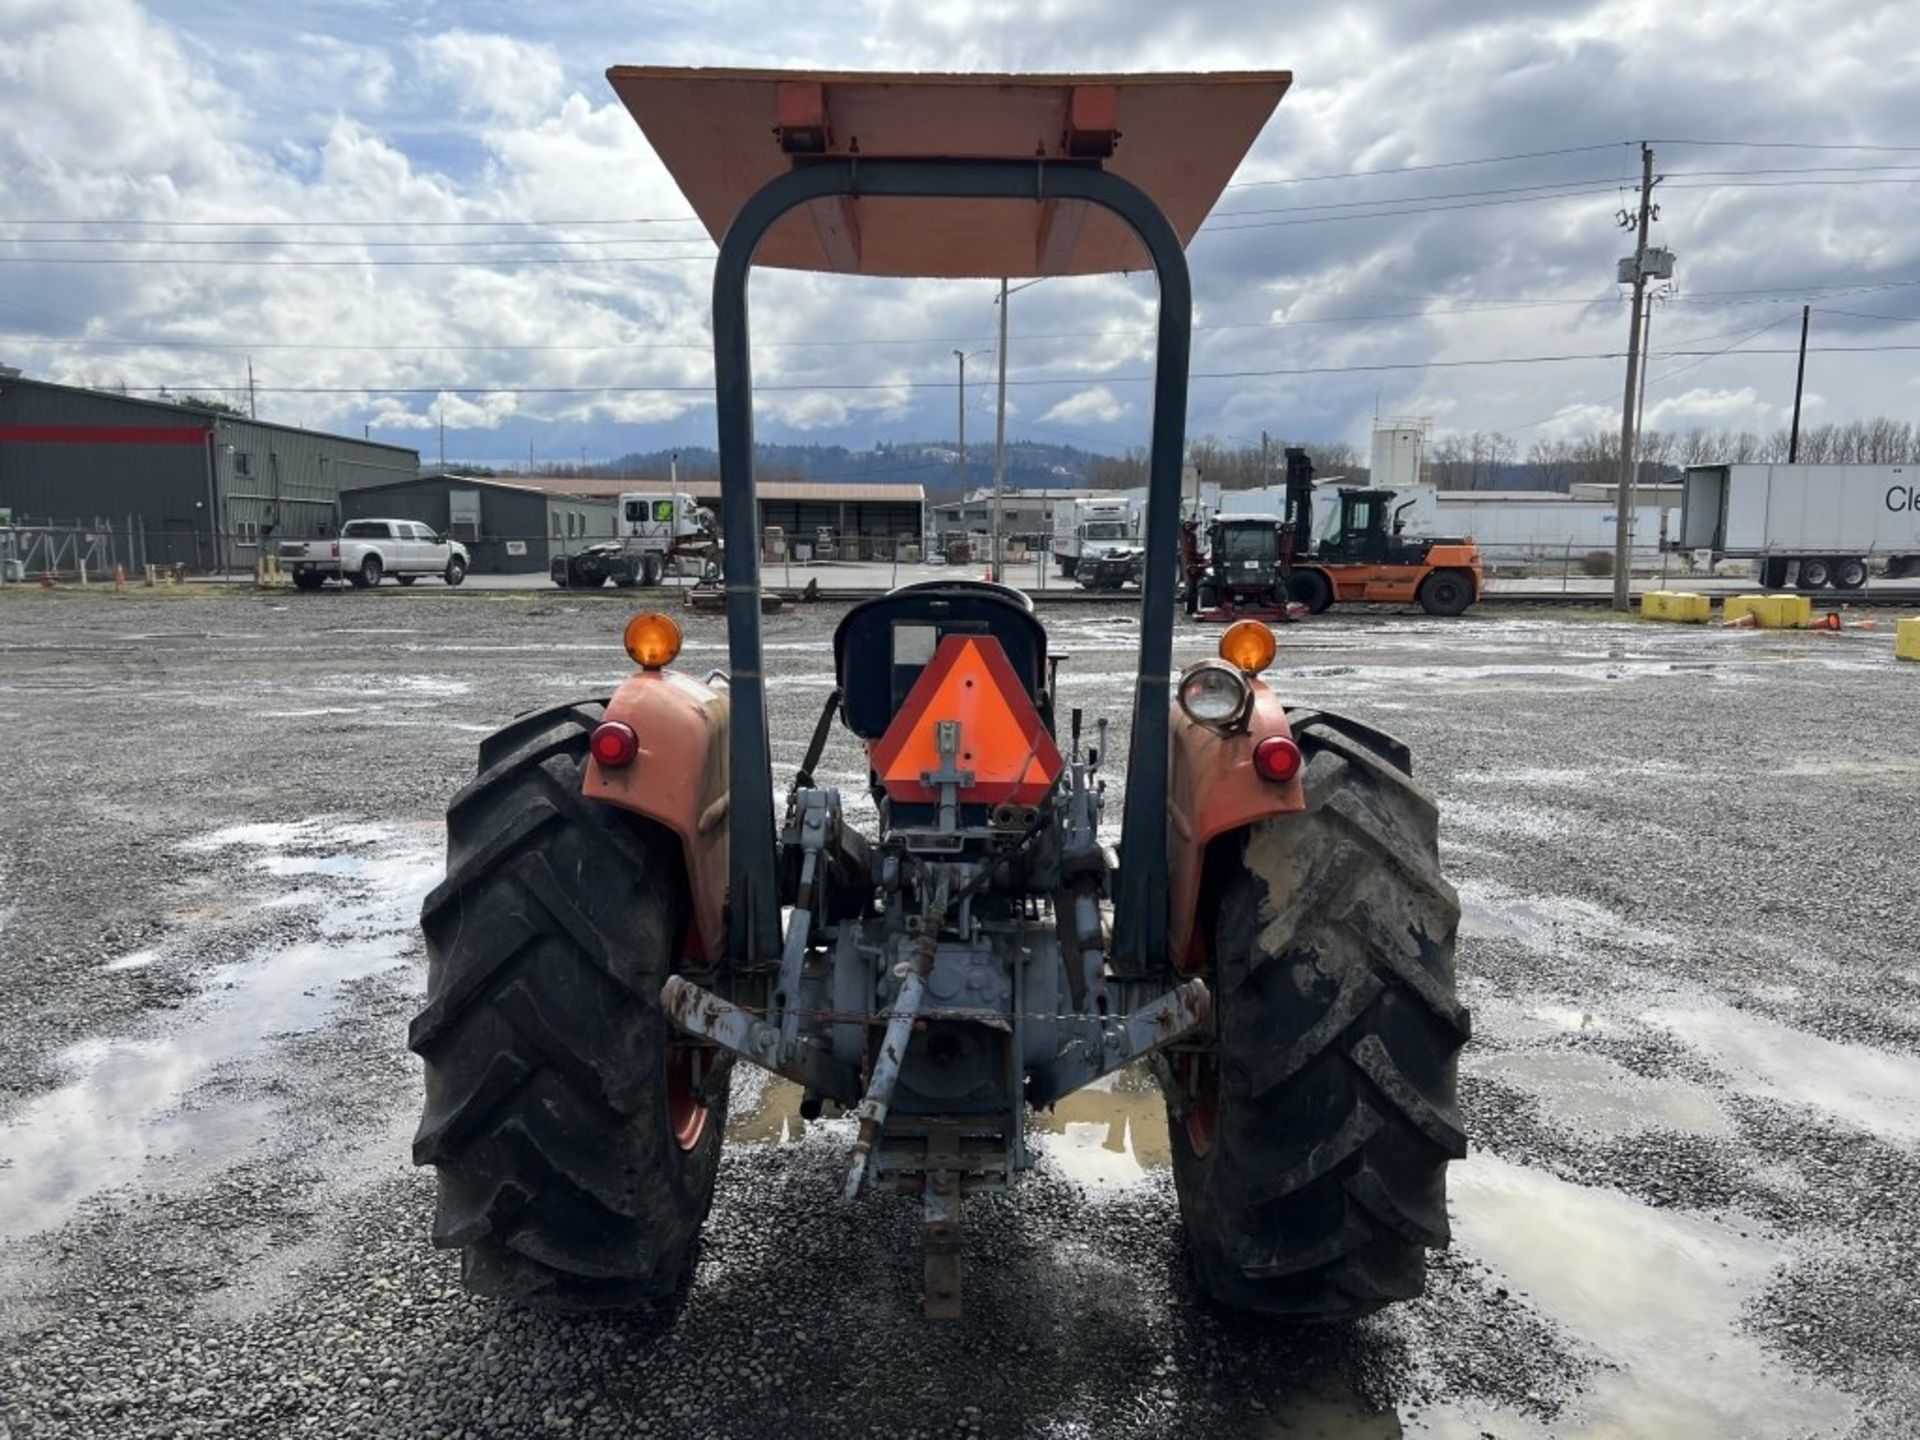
1223, 142, 1627, 188
103, 353, 1635, 397
0, 296, 1632, 356
0, 234, 716, 249
1654, 138, 1920, 154
0, 253, 719, 267
1814, 307, 1920, 324
1644, 313, 1802, 388
1210, 175, 1630, 220
1667, 163, 1920, 179
0, 165, 1908, 263
99, 343, 1920, 400
0, 214, 706, 228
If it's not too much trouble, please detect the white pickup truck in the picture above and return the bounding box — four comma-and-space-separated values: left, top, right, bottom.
280, 518, 469, 591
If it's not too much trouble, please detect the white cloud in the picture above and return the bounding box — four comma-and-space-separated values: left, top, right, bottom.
411, 31, 567, 123
1040, 386, 1129, 426
3, 0, 1918, 466
1644, 386, 1773, 430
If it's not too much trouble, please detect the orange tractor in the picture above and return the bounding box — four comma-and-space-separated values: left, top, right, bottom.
409, 68, 1466, 1320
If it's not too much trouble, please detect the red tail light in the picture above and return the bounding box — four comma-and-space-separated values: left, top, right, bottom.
330, 542, 340, 557
589, 721, 639, 768
1252, 735, 1303, 783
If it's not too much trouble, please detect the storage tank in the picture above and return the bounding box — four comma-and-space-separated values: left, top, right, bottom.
1370, 418, 1431, 491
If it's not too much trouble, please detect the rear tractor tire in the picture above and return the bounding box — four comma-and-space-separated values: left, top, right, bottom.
1169, 714, 1469, 1320
410, 700, 726, 1309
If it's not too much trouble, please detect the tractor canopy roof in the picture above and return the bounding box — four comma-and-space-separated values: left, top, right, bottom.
606, 67, 1290, 278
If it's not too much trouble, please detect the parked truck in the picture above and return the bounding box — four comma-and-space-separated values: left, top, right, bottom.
1051, 495, 1138, 579
280, 518, 468, 590
1672, 463, 1920, 588
552, 490, 718, 588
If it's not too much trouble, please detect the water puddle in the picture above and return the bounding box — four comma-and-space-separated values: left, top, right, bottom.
1446, 1153, 1851, 1437
0, 819, 439, 1243
725, 1067, 1173, 1185
1468, 1050, 1730, 1139
1028, 1065, 1171, 1186
720, 1050, 1847, 1433
1645, 1003, 1920, 1145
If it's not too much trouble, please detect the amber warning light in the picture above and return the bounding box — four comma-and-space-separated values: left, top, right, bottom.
624, 611, 683, 670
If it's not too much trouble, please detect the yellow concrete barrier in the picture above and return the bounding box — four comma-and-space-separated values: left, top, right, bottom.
1675, 593, 1710, 623
1897, 617, 1920, 661
1644, 591, 1711, 623
1771, 592, 1813, 627
1725, 593, 1814, 628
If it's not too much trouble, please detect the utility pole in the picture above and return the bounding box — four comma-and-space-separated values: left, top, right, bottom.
246, 357, 257, 420
991, 278, 1009, 583
953, 348, 968, 499
438, 412, 445, 474
1260, 430, 1271, 487
1612, 142, 1658, 612
1631, 300, 1654, 509
1789, 305, 1811, 462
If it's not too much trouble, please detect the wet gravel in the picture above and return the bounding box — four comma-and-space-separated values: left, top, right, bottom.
2, 585, 1917, 1438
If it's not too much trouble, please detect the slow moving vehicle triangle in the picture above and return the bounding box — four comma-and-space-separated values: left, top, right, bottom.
870, 634, 1062, 806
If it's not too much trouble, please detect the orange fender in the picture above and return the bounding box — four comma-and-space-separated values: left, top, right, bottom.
1165, 680, 1307, 972
581, 669, 731, 964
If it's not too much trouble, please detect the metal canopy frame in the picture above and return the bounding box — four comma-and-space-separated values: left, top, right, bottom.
716, 159, 1190, 974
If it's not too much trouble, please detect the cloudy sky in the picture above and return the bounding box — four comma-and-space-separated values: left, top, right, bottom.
3, 0, 1917, 469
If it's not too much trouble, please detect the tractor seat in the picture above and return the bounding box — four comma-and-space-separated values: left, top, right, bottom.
832, 580, 1049, 740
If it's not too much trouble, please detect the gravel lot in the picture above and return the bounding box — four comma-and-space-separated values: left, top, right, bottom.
1, 585, 1916, 1438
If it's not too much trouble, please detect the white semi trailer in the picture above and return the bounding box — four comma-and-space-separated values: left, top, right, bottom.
1672, 464, 1920, 588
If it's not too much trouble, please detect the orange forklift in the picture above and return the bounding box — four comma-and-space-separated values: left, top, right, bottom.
1281, 448, 1483, 617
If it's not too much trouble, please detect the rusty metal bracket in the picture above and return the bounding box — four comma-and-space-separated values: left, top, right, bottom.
842, 872, 950, 1199
924, 1170, 962, 1320
661, 976, 861, 1103
1025, 976, 1212, 1108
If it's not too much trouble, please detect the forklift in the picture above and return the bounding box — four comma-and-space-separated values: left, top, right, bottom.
1282, 449, 1484, 617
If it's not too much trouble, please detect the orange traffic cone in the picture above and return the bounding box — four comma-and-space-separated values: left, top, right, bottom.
1810, 612, 1841, 631
114, 564, 126, 592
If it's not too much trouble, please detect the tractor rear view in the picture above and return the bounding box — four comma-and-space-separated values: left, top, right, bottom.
409, 68, 1467, 1321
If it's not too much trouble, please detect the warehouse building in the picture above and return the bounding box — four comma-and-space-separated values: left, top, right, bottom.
0, 375, 419, 570
509, 474, 925, 559
340, 473, 616, 575
929, 486, 1090, 551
